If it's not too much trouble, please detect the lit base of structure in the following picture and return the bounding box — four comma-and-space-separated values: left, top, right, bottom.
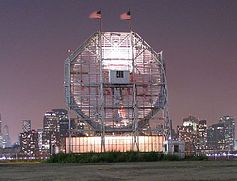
66, 135, 164, 153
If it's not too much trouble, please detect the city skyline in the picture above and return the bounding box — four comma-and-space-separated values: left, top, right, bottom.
0, 0, 237, 142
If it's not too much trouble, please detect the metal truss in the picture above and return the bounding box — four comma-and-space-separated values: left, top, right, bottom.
64, 31, 169, 140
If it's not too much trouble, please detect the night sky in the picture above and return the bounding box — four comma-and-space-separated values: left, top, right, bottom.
0, 0, 237, 142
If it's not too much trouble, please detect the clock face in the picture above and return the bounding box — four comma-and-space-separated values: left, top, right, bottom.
65, 32, 166, 132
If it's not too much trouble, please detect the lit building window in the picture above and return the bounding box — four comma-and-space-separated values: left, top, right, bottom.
116, 71, 124, 78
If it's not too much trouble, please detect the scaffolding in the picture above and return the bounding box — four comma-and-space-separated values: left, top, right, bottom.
64, 31, 170, 152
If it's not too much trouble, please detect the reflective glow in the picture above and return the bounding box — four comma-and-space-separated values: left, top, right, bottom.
66, 135, 164, 153
0, 156, 6, 160
102, 46, 133, 72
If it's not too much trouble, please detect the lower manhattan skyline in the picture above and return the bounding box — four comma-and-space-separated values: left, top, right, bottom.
0, 0, 237, 142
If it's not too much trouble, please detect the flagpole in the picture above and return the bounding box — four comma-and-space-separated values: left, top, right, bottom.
99, 19, 102, 32
99, 9, 102, 32
128, 8, 132, 32
120, 10, 132, 32
89, 10, 102, 32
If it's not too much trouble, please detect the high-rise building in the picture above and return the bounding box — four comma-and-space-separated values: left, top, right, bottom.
43, 109, 68, 133
42, 109, 68, 154
42, 111, 59, 154
197, 120, 208, 150
21, 120, 31, 133
37, 128, 43, 151
182, 116, 198, 131
2, 125, 11, 148
177, 116, 199, 155
19, 129, 38, 157
207, 122, 225, 150
36, 128, 48, 158
220, 116, 235, 151
177, 125, 197, 155
57, 112, 69, 137
207, 116, 235, 151
0, 116, 12, 148
43, 112, 58, 133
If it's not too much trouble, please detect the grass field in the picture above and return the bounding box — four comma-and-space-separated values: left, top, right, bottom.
0, 161, 236, 181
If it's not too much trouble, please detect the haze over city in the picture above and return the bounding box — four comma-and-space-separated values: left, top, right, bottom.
0, 0, 237, 142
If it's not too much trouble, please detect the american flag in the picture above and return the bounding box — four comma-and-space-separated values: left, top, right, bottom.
89, 10, 102, 19
120, 11, 131, 20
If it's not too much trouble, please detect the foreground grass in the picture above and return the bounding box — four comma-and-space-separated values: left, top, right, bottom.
0, 159, 42, 164
0, 161, 236, 180
46, 152, 208, 163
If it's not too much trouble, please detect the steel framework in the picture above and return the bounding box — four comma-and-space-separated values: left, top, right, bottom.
64, 31, 170, 151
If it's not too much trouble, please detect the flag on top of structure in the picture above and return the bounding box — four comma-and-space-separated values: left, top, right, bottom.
89, 10, 102, 19
120, 10, 131, 20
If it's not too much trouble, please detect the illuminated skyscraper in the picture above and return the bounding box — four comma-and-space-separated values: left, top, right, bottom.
219, 116, 235, 151
207, 122, 225, 150
42, 109, 68, 154
197, 120, 208, 150
2, 125, 11, 148
182, 116, 198, 131
207, 116, 235, 151
177, 116, 199, 155
42, 111, 59, 153
37, 128, 43, 151
43, 109, 68, 134
21, 120, 31, 133
19, 129, 38, 157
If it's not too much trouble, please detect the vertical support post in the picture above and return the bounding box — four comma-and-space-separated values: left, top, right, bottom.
130, 31, 139, 151
99, 31, 105, 152
68, 106, 71, 153
65, 54, 72, 153
160, 51, 172, 154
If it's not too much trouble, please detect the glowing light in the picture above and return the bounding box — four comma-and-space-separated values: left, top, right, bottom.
66, 135, 164, 153
102, 46, 133, 72
118, 105, 126, 118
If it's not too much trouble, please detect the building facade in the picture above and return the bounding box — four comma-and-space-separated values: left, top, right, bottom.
42, 109, 68, 154
21, 120, 31, 133
19, 130, 38, 158
2, 125, 11, 148
177, 116, 199, 155
219, 116, 235, 151
207, 116, 235, 151
197, 120, 208, 151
